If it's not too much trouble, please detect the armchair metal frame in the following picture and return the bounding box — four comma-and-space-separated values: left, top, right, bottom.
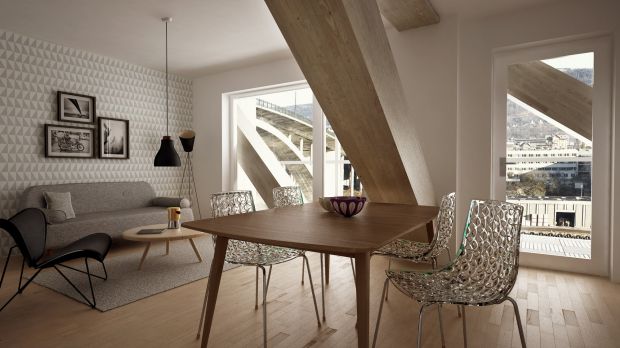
0, 208, 111, 311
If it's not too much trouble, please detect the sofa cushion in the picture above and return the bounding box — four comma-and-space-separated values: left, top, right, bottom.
46, 206, 195, 249
44, 191, 76, 219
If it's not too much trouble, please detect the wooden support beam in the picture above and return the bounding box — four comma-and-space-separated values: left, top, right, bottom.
377, 0, 440, 31
265, 0, 435, 206
508, 61, 592, 140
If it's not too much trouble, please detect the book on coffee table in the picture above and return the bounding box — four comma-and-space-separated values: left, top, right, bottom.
137, 228, 165, 235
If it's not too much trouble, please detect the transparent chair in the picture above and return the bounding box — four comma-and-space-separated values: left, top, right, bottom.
197, 190, 321, 347
372, 192, 456, 300
373, 199, 526, 348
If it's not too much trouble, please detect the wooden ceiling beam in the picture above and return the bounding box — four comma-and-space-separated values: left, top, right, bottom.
377, 0, 440, 31
508, 61, 592, 140
265, 0, 435, 206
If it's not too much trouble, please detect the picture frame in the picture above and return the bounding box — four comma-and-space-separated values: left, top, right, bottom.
45, 124, 95, 158
98, 117, 130, 159
57, 91, 96, 124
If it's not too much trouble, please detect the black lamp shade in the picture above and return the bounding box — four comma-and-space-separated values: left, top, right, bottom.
179, 130, 195, 153
154, 136, 181, 166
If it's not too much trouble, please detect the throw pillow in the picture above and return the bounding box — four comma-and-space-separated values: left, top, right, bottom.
44, 191, 76, 219
41, 208, 68, 224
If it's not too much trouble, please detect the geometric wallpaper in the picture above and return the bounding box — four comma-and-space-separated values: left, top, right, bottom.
0, 29, 193, 255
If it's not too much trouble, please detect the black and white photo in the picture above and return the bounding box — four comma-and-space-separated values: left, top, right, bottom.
45, 124, 94, 158
57, 91, 96, 124
98, 117, 129, 159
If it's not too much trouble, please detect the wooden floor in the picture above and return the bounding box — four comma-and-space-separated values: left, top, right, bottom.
1, 243, 620, 347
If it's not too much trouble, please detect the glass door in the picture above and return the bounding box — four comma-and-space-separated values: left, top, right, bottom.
492, 37, 612, 275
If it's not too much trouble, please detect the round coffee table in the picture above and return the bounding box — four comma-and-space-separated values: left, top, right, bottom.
122, 224, 206, 270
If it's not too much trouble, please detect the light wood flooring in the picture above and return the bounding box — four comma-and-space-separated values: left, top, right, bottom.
1, 242, 620, 347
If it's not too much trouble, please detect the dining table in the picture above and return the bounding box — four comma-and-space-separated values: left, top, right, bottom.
183, 201, 439, 348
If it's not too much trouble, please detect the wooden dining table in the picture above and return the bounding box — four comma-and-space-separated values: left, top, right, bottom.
183, 202, 439, 348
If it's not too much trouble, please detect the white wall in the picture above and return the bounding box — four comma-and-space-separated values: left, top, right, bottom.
456, 0, 620, 279
192, 18, 459, 219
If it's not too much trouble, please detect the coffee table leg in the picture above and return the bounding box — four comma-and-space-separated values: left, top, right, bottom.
166, 241, 170, 255
201, 236, 229, 348
189, 238, 203, 262
138, 242, 151, 270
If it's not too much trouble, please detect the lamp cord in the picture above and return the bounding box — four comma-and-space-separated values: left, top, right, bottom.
165, 20, 169, 136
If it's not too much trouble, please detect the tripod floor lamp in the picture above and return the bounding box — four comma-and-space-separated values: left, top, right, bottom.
179, 130, 202, 219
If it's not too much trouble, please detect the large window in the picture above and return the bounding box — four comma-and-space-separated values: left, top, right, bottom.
230, 83, 361, 209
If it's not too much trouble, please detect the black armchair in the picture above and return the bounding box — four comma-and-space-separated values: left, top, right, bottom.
0, 208, 111, 311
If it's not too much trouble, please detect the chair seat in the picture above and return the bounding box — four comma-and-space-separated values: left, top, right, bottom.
386, 269, 510, 306
36, 233, 112, 268
373, 239, 432, 261
225, 241, 304, 266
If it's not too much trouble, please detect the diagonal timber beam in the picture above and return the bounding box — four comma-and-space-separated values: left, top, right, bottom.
508, 61, 592, 140
265, 0, 435, 206
377, 0, 440, 31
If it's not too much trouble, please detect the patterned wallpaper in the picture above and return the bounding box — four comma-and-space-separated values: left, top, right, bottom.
0, 29, 193, 254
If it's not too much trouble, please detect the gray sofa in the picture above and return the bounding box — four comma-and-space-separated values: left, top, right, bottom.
18, 181, 194, 249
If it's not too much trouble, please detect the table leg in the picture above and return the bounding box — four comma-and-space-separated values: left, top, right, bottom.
324, 253, 330, 285
200, 236, 229, 348
166, 241, 170, 255
189, 238, 203, 262
354, 252, 370, 348
426, 220, 434, 243
138, 242, 151, 270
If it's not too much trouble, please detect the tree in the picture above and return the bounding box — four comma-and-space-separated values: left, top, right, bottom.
507, 173, 546, 197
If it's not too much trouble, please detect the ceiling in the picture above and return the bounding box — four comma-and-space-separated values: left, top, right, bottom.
0, 0, 560, 78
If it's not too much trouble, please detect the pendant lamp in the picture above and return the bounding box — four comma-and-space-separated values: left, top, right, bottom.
154, 17, 181, 167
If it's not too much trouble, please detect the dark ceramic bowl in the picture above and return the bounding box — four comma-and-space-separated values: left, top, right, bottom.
329, 196, 367, 217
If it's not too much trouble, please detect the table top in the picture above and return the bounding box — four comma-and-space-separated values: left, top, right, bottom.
122, 224, 206, 242
182, 202, 439, 255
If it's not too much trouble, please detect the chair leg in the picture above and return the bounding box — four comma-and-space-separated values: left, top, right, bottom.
101, 261, 108, 281
507, 297, 527, 348
259, 265, 268, 348
255, 266, 259, 310
53, 266, 95, 308
461, 305, 467, 348
372, 278, 390, 348
17, 257, 25, 291
319, 253, 326, 321
384, 258, 391, 302
84, 258, 96, 308
437, 304, 446, 348
301, 256, 305, 285
350, 258, 356, 280
0, 246, 16, 289
302, 255, 321, 327
417, 304, 429, 348
265, 265, 273, 296
0, 268, 41, 312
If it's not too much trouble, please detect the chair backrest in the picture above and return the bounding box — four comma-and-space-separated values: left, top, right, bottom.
449, 200, 524, 304
272, 186, 304, 208
210, 191, 256, 218
0, 208, 47, 267
426, 192, 456, 258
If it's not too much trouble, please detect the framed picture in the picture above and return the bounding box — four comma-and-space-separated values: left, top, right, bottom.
45, 124, 95, 158
57, 91, 96, 124
98, 117, 130, 159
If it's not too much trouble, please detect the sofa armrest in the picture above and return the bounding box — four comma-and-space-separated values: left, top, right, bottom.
40, 208, 67, 224
152, 197, 191, 208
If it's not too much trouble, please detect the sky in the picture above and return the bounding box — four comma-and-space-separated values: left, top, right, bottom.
542, 52, 593, 69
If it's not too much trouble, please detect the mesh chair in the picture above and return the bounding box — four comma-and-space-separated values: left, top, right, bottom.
0, 208, 111, 311
372, 192, 456, 300
197, 190, 321, 347
373, 200, 525, 348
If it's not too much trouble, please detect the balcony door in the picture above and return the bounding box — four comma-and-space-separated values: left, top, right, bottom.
492, 36, 612, 276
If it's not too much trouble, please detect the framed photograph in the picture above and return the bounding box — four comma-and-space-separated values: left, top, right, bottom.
57, 91, 96, 124
98, 117, 130, 159
45, 124, 95, 158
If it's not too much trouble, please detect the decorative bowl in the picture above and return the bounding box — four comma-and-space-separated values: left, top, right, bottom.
318, 197, 335, 212
329, 196, 367, 217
